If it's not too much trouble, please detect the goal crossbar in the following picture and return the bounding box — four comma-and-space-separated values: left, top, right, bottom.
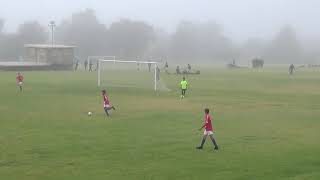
99, 59, 157, 64
88, 56, 116, 61
87, 56, 116, 65
97, 59, 159, 91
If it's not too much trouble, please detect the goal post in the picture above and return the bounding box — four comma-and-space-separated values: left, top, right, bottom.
98, 59, 159, 91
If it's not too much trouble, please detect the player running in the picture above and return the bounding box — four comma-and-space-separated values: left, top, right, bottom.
16, 72, 24, 92
196, 108, 219, 150
180, 77, 188, 98
102, 90, 116, 116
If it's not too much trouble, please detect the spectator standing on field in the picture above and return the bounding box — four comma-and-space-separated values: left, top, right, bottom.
289, 64, 295, 75
176, 66, 180, 74
89, 61, 93, 72
74, 60, 79, 71
84, 60, 88, 71
164, 61, 169, 74
95, 60, 99, 71
148, 60, 151, 72
156, 66, 160, 81
187, 64, 192, 73
137, 62, 140, 71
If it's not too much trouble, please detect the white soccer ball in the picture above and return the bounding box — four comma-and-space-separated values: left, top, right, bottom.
88, 112, 92, 116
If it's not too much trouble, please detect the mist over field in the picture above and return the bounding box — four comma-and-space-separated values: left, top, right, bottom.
1, 0, 320, 64
1, 1, 320, 180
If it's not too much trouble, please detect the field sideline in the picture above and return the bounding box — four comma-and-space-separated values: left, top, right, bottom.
1, 67, 320, 180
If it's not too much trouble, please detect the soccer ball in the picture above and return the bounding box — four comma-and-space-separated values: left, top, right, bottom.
88, 112, 92, 116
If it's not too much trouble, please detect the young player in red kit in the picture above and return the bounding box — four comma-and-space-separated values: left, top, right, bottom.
196, 108, 219, 150
16, 72, 24, 92
102, 90, 116, 116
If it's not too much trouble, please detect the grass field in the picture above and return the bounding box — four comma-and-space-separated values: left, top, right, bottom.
1, 67, 320, 180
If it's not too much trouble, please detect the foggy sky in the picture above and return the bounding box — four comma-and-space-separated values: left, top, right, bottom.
1, 0, 319, 42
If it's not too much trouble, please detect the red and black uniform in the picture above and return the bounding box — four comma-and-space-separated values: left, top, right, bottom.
16, 74, 24, 83
16, 74, 24, 92
103, 95, 110, 108
102, 94, 115, 116
197, 113, 219, 150
204, 114, 214, 133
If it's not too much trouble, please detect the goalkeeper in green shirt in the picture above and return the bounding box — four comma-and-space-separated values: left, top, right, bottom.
180, 77, 188, 98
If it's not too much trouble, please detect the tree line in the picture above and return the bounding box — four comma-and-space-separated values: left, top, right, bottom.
0, 9, 319, 64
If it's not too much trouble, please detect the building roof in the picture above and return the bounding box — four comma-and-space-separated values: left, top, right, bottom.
24, 44, 76, 49
0, 61, 50, 66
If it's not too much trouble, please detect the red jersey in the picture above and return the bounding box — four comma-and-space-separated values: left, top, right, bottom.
103, 95, 110, 107
16, 75, 24, 82
204, 114, 214, 131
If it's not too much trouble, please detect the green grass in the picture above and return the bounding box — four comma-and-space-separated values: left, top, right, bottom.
1, 67, 320, 180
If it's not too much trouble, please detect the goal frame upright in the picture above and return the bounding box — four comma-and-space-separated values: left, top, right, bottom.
97, 59, 159, 91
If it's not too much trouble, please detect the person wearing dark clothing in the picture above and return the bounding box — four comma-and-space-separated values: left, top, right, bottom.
289, 64, 295, 75
164, 61, 169, 74
176, 66, 180, 74
137, 62, 140, 71
148, 61, 151, 72
187, 64, 191, 73
95, 61, 99, 71
156, 66, 160, 81
89, 61, 93, 72
74, 60, 79, 71
84, 60, 88, 71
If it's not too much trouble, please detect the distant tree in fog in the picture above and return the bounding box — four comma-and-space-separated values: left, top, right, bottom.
0, 33, 19, 60
0, 20, 47, 60
0, 19, 4, 33
55, 9, 108, 59
146, 28, 171, 61
170, 21, 198, 62
16, 21, 48, 46
1, 12, 317, 65
55, 10, 155, 60
107, 19, 155, 59
240, 38, 266, 62
264, 25, 303, 63
303, 40, 320, 64
170, 21, 235, 62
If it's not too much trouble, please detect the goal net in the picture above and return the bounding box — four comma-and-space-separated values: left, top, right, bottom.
98, 60, 161, 91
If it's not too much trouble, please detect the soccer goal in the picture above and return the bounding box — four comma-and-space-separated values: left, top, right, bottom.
97, 59, 159, 91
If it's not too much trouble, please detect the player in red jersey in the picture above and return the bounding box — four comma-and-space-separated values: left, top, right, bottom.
102, 90, 116, 116
196, 108, 219, 150
16, 72, 24, 92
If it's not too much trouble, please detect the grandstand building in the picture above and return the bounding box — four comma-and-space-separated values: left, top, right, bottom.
0, 44, 76, 71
